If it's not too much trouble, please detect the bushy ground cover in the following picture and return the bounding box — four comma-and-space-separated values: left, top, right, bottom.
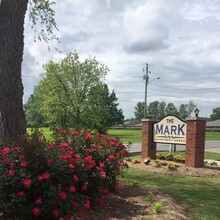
0, 128, 128, 219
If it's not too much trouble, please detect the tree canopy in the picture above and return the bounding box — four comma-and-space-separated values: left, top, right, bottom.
134, 100, 197, 120
210, 107, 220, 121
25, 52, 124, 133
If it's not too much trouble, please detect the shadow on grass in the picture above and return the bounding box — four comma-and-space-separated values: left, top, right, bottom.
124, 168, 220, 220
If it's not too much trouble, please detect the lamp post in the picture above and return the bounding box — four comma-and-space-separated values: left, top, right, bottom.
194, 108, 200, 117
143, 63, 159, 118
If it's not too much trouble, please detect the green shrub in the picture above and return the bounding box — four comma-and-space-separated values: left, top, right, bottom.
152, 202, 163, 214
0, 128, 128, 219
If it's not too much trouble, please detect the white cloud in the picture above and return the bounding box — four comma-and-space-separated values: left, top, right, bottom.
22, 0, 220, 119
123, 0, 172, 53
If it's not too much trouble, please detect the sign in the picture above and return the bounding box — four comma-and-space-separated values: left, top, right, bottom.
153, 115, 186, 144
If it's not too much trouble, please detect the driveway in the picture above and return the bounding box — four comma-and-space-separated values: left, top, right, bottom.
128, 140, 220, 153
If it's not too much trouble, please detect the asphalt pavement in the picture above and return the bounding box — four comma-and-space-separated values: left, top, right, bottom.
128, 140, 220, 153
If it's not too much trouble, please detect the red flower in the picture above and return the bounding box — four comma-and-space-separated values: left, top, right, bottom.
74, 154, 82, 160
61, 129, 67, 134
85, 155, 96, 169
42, 172, 51, 181
52, 209, 60, 217
60, 154, 71, 160
69, 163, 75, 169
99, 162, 105, 168
2, 159, 11, 164
47, 158, 54, 165
60, 142, 69, 148
20, 161, 28, 168
69, 185, 76, 193
23, 178, 32, 187
84, 149, 91, 154
73, 175, 79, 182
32, 207, 41, 217
97, 198, 104, 206
82, 184, 88, 191
48, 142, 56, 149
73, 201, 79, 210
84, 132, 92, 141
1, 147, 11, 155
64, 215, 72, 220
99, 189, 109, 195
37, 175, 44, 182
35, 197, 43, 205
77, 211, 84, 219
108, 155, 115, 160
19, 155, 25, 160
17, 191, 25, 198
54, 127, 59, 132
84, 200, 91, 209
100, 171, 106, 178
58, 191, 67, 200
14, 146, 21, 151
69, 131, 79, 136
6, 169, 15, 176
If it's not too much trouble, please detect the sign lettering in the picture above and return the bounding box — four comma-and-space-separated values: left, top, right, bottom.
153, 116, 186, 144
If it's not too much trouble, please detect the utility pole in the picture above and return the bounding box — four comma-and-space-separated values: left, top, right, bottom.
144, 63, 149, 119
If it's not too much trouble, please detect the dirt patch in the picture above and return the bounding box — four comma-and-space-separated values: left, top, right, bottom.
83, 182, 192, 220
82, 161, 219, 220
128, 160, 220, 178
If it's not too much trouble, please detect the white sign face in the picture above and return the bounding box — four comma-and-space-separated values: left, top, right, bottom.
153, 116, 186, 144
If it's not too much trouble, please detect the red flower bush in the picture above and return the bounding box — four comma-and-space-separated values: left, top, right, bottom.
0, 128, 128, 219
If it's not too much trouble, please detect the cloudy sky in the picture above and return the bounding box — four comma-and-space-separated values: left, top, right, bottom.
22, 0, 220, 119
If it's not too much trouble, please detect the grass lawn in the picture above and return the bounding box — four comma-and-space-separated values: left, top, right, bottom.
27, 127, 52, 140
27, 128, 220, 143
108, 129, 220, 143
205, 132, 220, 140
108, 129, 142, 143
123, 168, 220, 220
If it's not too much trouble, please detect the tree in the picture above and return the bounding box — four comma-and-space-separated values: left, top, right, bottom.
178, 104, 188, 119
86, 84, 124, 133
24, 94, 46, 127
210, 107, 220, 121
148, 101, 160, 119
33, 52, 123, 131
165, 103, 178, 116
0, 0, 57, 147
134, 102, 145, 121
158, 101, 166, 119
187, 100, 197, 117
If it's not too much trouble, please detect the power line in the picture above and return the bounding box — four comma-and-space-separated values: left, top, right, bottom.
150, 83, 220, 91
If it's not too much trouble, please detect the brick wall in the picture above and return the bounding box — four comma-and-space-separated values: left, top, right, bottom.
141, 119, 157, 159
185, 117, 206, 167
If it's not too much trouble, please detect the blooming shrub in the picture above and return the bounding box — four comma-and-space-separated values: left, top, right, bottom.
0, 128, 128, 219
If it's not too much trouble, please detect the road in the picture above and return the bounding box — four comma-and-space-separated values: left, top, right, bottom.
128, 140, 220, 153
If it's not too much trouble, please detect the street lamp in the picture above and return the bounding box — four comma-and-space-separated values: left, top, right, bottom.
143, 63, 160, 119
194, 108, 200, 117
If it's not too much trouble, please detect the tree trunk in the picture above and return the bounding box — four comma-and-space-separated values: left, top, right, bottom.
0, 0, 28, 147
